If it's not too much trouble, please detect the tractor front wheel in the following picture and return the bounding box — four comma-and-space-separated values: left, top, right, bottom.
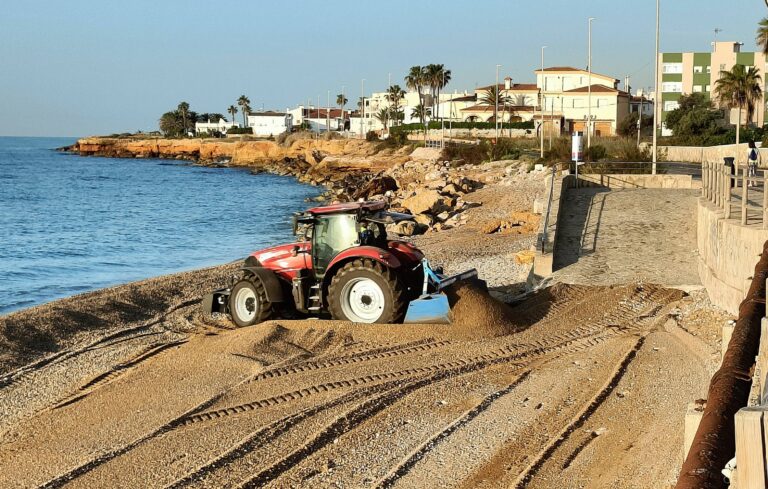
229, 278, 272, 327
328, 259, 406, 324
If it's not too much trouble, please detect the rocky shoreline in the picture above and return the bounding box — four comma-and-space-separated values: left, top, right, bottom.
61, 135, 541, 236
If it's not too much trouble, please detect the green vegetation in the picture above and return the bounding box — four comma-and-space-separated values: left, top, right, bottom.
617, 112, 653, 138
226, 126, 253, 135
757, 17, 768, 55
237, 95, 251, 127
714, 64, 763, 143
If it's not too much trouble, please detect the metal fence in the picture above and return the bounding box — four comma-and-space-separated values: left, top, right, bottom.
701, 161, 768, 228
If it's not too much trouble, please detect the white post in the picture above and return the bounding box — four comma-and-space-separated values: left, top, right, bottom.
587, 17, 595, 148
327, 90, 330, 133
495, 64, 501, 140
360, 79, 365, 138
652, 0, 660, 174
541, 46, 547, 158
341, 85, 345, 133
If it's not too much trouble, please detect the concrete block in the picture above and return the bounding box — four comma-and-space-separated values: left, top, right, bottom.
684, 400, 706, 461
735, 407, 767, 489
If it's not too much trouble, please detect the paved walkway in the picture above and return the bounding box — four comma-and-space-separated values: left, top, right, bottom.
552, 188, 701, 287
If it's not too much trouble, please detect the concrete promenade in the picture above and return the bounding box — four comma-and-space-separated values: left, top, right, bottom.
551, 188, 701, 288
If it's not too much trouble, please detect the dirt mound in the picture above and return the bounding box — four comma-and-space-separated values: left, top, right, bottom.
445, 281, 523, 339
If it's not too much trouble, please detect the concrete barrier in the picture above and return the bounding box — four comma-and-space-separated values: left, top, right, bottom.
577, 173, 694, 189
661, 144, 767, 165
697, 198, 768, 314
532, 172, 571, 279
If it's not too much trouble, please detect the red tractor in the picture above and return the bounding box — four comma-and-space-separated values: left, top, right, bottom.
203, 200, 478, 326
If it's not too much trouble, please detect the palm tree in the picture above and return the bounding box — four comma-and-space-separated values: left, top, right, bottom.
227, 105, 238, 126
336, 93, 348, 130
480, 87, 509, 125
177, 101, 190, 137
386, 85, 406, 126
237, 95, 251, 127
757, 17, 768, 55
405, 66, 427, 124
375, 108, 390, 133
424, 64, 451, 120
714, 64, 763, 146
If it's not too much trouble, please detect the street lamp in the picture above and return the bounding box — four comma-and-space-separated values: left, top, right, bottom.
541, 46, 547, 158
360, 79, 366, 138
495, 64, 501, 140
587, 17, 596, 148
652, 0, 660, 174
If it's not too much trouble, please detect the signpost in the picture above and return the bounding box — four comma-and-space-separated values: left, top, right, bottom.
572, 132, 584, 188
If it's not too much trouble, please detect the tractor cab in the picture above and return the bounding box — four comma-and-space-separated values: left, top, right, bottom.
293, 201, 413, 278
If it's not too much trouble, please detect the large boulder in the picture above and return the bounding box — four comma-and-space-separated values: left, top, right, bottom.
352, 176, 398, 200
386, 220, 421, 236
402, 189, 450, 215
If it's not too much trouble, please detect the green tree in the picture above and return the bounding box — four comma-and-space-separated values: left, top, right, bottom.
177, 101, 190, 136
386, 85, 406, 126
424, 64, 451, 119
664, 93, 724, 144
480, 86, 509, 123
758, 17, 768, 55
336, 93, 348, 129
227, 105, 238, 125
374, 107, 390, 132
714, 64, 763, 145
237, 95, 251, 127
405, 65, 427, 124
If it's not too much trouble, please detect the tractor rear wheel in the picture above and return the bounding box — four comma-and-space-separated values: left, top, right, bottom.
328, 259, 406, 324
229, 278, 272, 327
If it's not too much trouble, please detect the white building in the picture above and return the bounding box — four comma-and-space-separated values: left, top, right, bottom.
194, 118, 237, 136
287, 107, 347, 132
246, 112, 292, 137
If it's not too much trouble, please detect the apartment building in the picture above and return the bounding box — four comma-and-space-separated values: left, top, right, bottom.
659, 41, 767, 135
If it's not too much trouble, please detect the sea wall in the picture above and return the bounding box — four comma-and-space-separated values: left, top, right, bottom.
697, 197, 768, 314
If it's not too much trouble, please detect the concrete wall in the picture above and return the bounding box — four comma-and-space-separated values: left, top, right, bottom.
532, 173, 572, 280
577, 173, 694, 189
661, 144, 765, 165
697, 198, 768, 314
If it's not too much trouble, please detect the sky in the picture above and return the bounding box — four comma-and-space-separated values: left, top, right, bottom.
1, 0, 767, 137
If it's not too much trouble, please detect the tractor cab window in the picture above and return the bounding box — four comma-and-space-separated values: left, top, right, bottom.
312, 214, 359, 275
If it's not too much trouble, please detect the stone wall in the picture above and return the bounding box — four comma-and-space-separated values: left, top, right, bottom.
697, 198, 768, 314
577, 173, 695, 189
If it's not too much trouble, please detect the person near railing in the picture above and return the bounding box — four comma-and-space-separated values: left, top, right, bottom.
748, 140, 760, 188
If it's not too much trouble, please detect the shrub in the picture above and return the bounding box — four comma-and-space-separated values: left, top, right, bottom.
226, 127, 253, 135
584, 144, 607, 162
365, 130, 379, 142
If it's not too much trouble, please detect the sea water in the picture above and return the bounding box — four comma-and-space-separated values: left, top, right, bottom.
0, 137, 319, 314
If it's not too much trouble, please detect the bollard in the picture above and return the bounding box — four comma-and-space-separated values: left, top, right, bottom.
743, 166, 749, 225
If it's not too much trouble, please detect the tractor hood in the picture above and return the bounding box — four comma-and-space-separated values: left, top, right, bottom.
248, 242, 310, 270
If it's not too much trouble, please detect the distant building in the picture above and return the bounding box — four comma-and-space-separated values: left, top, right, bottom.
247, 112, 292, 137
194, 118, 236, 136
659, 41, 766, 135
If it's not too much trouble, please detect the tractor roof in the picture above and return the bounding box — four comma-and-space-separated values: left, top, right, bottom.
306, 201, 387, 215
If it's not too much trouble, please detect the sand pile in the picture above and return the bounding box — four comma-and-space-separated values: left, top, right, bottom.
445, 281, 522, 339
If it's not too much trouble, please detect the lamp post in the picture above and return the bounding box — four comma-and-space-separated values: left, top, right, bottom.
360, 79, 365, 138
541, 46, 547, 158
587, 17, 595, 148
652, 0, 659, 174
495, 64, 501, 140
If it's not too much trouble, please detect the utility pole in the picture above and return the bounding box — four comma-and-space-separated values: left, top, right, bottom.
327, 90, 330, 133
441, 71, 446, 149
495, 64, 501, 141
652, 0, 659, 173
541, 46, 547, 158
360, 79, 365, 138
587, 17, 595, 148
341, 85, 345, 133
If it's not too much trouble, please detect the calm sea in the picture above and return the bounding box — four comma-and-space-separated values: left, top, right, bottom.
0, 137, 319, 314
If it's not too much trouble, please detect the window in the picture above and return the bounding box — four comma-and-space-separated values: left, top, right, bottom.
664, 101, 680, 112
661, 82, 683, 93
705, 85, 711, 92
662, 63, 683, 74
694, 66, 703, 73
693, 85, 703, 93
706, 66, 711, 74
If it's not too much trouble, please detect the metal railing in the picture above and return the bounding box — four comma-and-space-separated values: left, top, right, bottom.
701, 161, 768, 228
540, 165, 557, 253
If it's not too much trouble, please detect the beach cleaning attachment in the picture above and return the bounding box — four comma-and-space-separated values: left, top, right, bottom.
403, 259, 478, 324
